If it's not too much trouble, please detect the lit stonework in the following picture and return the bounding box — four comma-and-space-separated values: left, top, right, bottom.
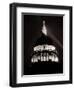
34, 45, 56, 51
31, 21, 59, 63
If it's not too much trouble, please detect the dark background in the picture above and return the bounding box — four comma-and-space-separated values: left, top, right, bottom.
22, 14, 63, 75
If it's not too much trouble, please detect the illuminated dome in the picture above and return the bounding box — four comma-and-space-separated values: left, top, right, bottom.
31, 21, 59, 63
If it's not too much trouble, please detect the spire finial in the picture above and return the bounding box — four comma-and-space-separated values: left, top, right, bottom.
43, 20, 45, 25
42, 20, 47, 35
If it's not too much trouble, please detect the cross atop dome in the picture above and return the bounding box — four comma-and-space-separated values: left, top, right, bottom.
42, 20, 47, 36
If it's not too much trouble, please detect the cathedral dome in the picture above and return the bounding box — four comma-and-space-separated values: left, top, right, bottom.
31, 20, 59, 63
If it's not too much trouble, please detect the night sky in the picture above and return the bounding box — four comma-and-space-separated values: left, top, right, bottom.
22, 13, 63, 75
